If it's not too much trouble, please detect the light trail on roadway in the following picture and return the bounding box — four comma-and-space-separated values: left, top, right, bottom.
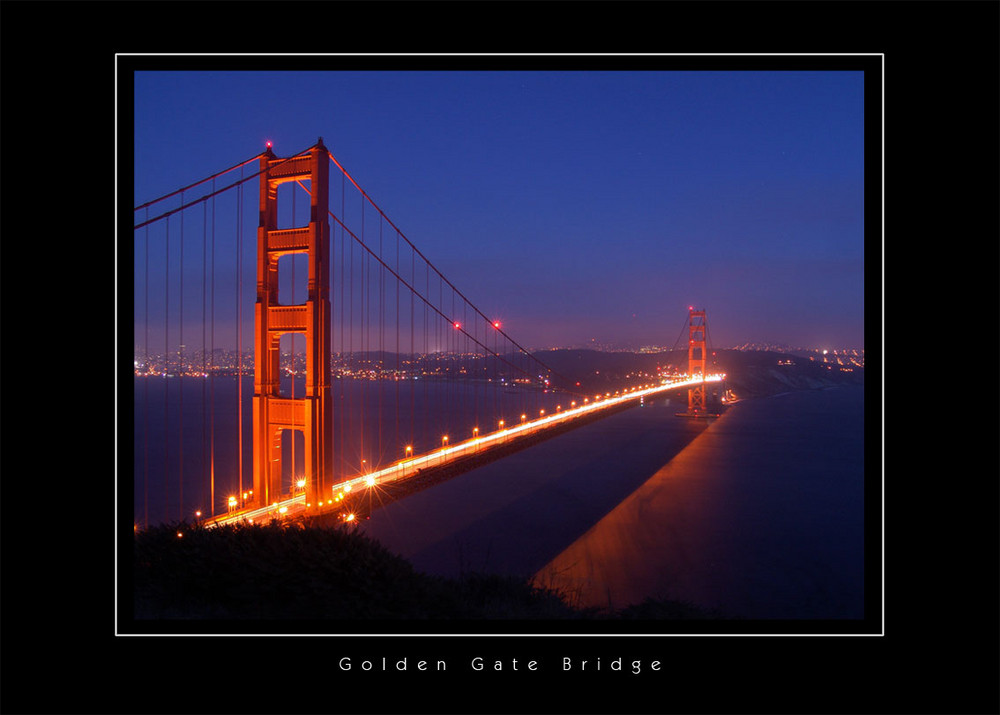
204, 374, 723, 528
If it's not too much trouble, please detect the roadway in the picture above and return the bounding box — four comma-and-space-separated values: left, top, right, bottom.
204, 374, 723, 528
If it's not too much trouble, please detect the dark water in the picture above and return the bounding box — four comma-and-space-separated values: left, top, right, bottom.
132, 379, 866, 620
360, 385, 866, 620
132, 375, 566, 526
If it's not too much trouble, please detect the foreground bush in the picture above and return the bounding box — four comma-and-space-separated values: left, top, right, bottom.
134, 522, 720, 620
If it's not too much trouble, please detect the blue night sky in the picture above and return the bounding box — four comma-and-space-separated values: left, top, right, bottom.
132, 67, 866, 352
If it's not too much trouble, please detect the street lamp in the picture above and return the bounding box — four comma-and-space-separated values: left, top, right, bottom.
403, 445, 413, 476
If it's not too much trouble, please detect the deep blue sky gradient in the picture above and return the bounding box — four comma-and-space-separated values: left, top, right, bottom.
133, 69, 866, 351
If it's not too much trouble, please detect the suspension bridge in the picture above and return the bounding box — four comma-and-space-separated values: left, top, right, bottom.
132, 138, 725, 530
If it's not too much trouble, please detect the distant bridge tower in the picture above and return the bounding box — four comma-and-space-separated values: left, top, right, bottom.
677, 307, 720, 418
686, 308, 707, 414
252, 139, 333, 514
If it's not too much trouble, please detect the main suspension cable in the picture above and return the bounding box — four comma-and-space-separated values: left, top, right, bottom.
134, 152, 263, 213
133, 144, 317, 231
325, 149, 575, 392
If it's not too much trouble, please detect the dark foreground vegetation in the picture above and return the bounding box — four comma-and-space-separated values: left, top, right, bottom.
133, 522, 724, 621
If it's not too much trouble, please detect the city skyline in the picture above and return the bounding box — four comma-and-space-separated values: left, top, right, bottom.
132, 62, 870, 354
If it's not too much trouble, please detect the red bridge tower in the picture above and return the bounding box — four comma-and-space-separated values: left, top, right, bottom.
252, 140, 333, 514
677, 307, 721, 418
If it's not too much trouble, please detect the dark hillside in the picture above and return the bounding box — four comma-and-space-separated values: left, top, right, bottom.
133, 522, 726, 621
536, 348, 863, 399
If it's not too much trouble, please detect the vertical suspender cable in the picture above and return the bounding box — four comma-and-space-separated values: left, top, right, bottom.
466, 301, 470, 433
349, 202, 354, 475
202, 198, 207, 517
396, 228, 400, 460
358, 202, 368, 472
210, 179, 216, 516
237, 170, 243, 502
451, 289, 456, 437
326, 175, 340, 483
424, 262, 429, 453
339, 171, 345, 481
164, 216, 170, 523
379, 215, 384, 467
143, 209, 149, 529
178, 192, 184, 521
410, 243, 415, 452
438, 276, 443, 439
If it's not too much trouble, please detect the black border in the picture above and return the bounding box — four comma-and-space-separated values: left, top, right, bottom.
3, 1, 998, 714
118, 48, 881, 708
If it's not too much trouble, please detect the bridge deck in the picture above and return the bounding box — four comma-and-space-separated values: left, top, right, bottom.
204, 376, 723, 528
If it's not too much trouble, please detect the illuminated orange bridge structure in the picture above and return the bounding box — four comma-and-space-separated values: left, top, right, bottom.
132, 139, 725, 529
